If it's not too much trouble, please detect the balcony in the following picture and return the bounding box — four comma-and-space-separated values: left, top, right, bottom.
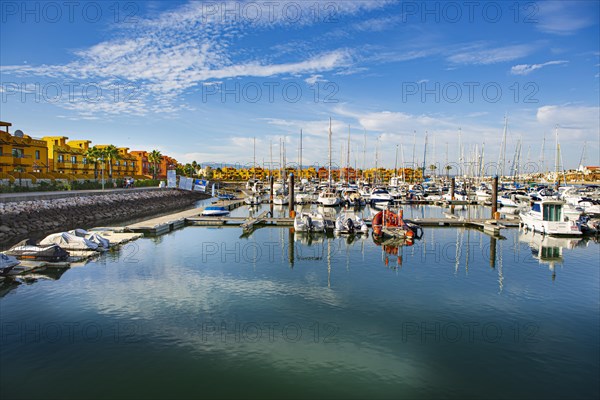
12, 154, 33, 165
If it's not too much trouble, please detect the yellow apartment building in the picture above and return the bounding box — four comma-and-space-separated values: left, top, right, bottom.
0, 121, 49, 175
42, 136, 93, 178
95, 145, 137, 179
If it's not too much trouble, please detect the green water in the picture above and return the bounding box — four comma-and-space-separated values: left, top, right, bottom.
1, 207, 599, 399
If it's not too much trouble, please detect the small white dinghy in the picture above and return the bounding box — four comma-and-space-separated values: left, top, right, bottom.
335, 210, 368, 234
294, 212, 326, 232
40, 232, 99, 251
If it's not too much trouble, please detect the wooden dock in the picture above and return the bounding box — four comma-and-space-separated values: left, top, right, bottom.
126, 199, 246, 234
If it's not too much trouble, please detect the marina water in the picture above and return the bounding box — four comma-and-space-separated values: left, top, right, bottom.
1, 205, 599, 399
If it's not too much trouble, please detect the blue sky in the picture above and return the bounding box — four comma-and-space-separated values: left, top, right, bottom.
1, 0, 599, 171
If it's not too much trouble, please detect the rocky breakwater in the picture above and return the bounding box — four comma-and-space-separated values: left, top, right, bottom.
0, 189, 209, 247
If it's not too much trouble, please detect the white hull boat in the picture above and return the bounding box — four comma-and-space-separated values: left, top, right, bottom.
334, 210, 368, 234
273, 195, 289, 205
202, 206, 230, 216
40, 232, 100, 251
318, 190, 340, 207
294, 212, 326, 232
520, 200, 581, 236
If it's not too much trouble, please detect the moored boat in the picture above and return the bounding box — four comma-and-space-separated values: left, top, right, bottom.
202, 206, 230, 216
520, 199, 581, 236
334, 209, 368, 234
5, 239, 70, 262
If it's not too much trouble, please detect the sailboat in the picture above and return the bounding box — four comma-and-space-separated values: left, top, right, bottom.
318, 118, 340, 207
273, 138, 289, 205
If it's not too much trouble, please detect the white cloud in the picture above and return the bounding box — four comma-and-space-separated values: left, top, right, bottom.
305, 74, 324, 85
510, 60, 568, 75
536, 105, 599, 132
0, 1, 378, 118
536, 1, 596, 35
447, 44, 534, 65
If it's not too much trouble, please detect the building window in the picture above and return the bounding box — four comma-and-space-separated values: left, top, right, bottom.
35, 150, 40, 159
82, 157, 87, 164
58, 154, 64, 163
71, 156, 77, 164
12, 148, 24, 158
116, 160, 120, 166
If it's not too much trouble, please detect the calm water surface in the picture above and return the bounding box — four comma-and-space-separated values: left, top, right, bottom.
1, 205, 599, 399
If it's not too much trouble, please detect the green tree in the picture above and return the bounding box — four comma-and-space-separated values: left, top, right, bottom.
148, 150, 163, 180
184, 163, 196, 177
445, 165, 452, 177
85, 146, 102, 180
103, 145, 120, 180
13, 166, 25, 186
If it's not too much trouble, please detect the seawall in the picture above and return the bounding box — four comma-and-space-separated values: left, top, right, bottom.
0, 189, 210, 248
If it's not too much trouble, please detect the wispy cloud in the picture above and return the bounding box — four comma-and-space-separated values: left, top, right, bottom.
536, 105, 600, 133
510, 60, 568, 75
447, 43, 535, 65
0, 1, 386, 117
536, 1, 597, 35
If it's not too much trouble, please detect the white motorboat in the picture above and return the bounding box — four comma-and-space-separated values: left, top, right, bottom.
334, 210, 368, 234
40, 232, 100, 251
273, 194, 290, 205
317, 189, 340, 207
202, 206, 230, 216
294, 212, 326, 232
370, 188, 393, 204
5, 239, 70, 261
244, 194, 262, 205
520, 199, 581, 236
295, 191, 314, 204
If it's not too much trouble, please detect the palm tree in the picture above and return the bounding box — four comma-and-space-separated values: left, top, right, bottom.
184, 163, 195, 177
85, 146, 102, 180
445, 165, 452, 178
148, 150, 162, 180
13, 166, 25, 186
103, 145, 120, 180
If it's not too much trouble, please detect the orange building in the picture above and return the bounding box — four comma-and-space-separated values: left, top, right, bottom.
131, 151, 178, 179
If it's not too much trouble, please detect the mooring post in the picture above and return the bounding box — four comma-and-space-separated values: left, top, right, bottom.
450, 177, 455, 200
269, 175, 274, 201
489, 236, 497, 269
491, 175, 498, 219
289, 173, 295, 217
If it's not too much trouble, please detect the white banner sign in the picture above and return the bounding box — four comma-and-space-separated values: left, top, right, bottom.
167, 170, 177, 188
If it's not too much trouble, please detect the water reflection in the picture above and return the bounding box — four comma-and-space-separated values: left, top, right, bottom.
517, 228, 585, 281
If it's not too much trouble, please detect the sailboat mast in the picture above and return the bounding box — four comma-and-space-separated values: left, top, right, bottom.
412, 131, 416, 182
253, 136, 256, 180
375, 136, 380, 184
363, 129, 367, 181
299, 129, 302, 181
401, 143, 406, 183
540, 133, 546, 175
555, 125, 560, 186
500, 115, 508, 178
422, 133, 428, 181
347, 125, 351, 183
328, 117, 332, 186
270, 140, 273, 179
394, 144, 398, 177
